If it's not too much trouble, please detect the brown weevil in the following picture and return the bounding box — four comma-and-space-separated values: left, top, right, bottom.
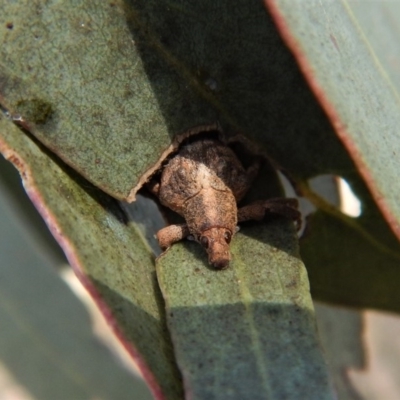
148, 135, 300, 269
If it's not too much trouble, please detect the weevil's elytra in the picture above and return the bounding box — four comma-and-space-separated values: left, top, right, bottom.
148, 133, 300, 269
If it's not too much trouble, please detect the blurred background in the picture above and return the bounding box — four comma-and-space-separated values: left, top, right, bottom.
0, 154, 153, 400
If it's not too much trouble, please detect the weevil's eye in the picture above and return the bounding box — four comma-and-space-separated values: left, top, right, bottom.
200, 236, 209, 249
224, 231, 232, 243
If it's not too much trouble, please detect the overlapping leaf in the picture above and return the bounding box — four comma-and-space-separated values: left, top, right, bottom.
3, 0, 400, 398
267, 0, 400, 236
0, 171, 153, 400
265, 0, 400, 310
0, 114, 182, 400
156, 163, 333, 399
1, 0, 354, 200
158, 228, 333, 400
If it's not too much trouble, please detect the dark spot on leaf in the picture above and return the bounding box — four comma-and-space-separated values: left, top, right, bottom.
123, 88, 135, 99
16, 98, 54, 124
285, 279, 297, 289
267, 307, 280, 317
6, 22, 13, 30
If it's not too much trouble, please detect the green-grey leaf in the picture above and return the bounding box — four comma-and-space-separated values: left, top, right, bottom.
3, 0, 400, 396
258, 0, 400, 312
0, 113, 183, 399
0, 0, 217, 200
7, 0, 395, 313
0, 176, 153, 400
1, 0, 353, 201
302, 208, 400, 312
155, 165, 334, 399
157, 221, 333, 400
267, 0, 400, 238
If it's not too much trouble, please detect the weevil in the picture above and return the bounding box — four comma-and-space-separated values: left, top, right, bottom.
148, 137, 300, 269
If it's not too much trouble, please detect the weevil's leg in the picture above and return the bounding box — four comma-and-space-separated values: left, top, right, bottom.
156, 223, 190, 249
237, 198, 299, 220
146, 179, 160, 196
237, 198, 301, 230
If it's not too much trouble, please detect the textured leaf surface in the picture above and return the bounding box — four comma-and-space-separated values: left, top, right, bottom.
0, 0, 216, 200
0, 114, 183, 400
263, 0, 400, 311
156, 165, 333, 400
6, 0, 396, 312
3, 0, 400, 397
267, 0, 400, 238
0, 176, 153, 400
157, 225, 333, 400
1, 0, 354, 200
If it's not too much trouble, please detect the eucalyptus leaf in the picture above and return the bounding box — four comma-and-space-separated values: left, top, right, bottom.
267, 0, 400, 238
0, 0, 217, 200
4, 1, 398, 314
156, 162, 333, 400
302, 209, 400, 312
0, 178, 153, 400
261, 0, 400, 312
1, 0, 354, 201
157, 222, 333, 400
0, 114, 182, 400
3, 0, 400, 398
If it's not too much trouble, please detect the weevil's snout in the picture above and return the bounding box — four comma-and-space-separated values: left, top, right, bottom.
198, 227, 233, 270
211, 256, 230, 270
208, 243, 231, 270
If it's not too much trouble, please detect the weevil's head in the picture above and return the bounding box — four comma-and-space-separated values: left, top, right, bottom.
198, 227, 233, 270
